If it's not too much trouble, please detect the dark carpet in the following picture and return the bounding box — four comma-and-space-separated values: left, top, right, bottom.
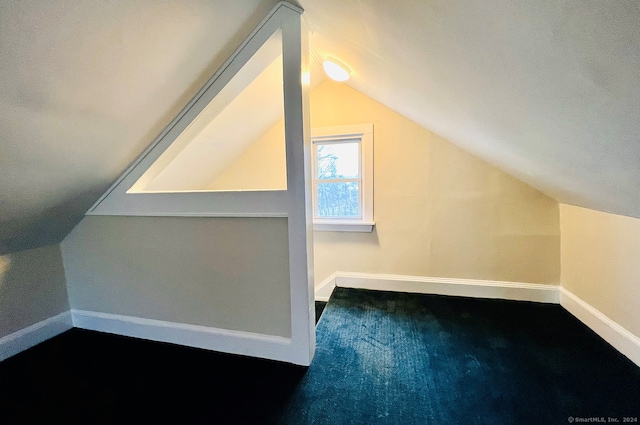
1, 288, 638, 424
280, 288, 640, 424
314, 301, 327, 323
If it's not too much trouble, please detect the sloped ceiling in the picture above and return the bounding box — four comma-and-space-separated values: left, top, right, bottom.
301, 0, 640, 219
0, 0, 282, 254
1, 0, 639, 254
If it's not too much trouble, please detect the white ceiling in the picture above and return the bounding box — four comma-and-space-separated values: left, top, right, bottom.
302, 0, 640, 218
1, 0, 639, 254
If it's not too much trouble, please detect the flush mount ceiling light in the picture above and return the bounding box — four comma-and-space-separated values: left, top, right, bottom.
322, 58, 351, 82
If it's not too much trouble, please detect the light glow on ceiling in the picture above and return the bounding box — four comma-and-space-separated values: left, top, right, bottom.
322, 58, 350, 82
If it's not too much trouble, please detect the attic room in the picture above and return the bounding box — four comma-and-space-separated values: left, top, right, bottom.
1, 0, 639, 423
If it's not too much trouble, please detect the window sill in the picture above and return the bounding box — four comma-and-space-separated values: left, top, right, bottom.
313, 221, 375, 233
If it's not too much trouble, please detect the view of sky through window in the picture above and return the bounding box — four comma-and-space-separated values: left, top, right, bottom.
316, 143, 359, 179
315, 141, 361, 218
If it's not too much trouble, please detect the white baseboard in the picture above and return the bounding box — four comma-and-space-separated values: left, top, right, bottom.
0, 311, 73, 362
314, 272, 639, 368
70, 310, 302, 364
559, 288, 640, 367
316, 271, 559, 304
315, 272, 338, 302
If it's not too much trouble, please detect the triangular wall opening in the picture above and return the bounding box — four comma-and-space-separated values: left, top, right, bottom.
87, 2, 303, 217
130, 30, 286, 193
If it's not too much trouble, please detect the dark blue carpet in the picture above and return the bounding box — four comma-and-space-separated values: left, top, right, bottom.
279, 288, 640, 424
1, 288, 638, 424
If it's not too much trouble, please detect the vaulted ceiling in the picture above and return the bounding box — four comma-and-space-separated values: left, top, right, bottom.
1, 0, 639, 254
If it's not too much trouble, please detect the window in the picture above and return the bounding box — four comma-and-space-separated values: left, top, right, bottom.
311, 124, 374, 232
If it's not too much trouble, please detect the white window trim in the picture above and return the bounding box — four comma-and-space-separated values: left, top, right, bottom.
311, 124, 374, 232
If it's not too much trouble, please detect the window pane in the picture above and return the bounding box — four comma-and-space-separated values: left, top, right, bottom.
317, 182, 360, 217
316, 142, 360, 179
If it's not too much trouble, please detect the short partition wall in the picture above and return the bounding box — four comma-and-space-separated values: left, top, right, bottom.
67, 2, 315, 366
61, 215, 303, 364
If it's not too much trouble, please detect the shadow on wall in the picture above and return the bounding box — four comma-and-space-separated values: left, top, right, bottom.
0, 183, 111, 255
0, 245, 69, 338
313, 227, 380, 246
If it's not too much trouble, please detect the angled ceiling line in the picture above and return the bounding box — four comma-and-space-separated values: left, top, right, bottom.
87, 1, 303, 215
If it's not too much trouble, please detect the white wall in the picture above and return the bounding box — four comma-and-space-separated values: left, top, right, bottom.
311, 82, 560, 285
0, 244, 69, 338
208, 118, 287, 191
218, 81, 560, 285
62, 216, 291, 337
560, 204, 640, 338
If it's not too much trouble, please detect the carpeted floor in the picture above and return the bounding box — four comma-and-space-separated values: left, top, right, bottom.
1, 288, 638, 424
280, 288, 640, 424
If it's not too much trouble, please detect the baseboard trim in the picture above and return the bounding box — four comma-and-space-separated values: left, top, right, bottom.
316, 272, 559, 304
0, 311, 73, 362
70, 310, 300, 364
315, 272, 338, 302
559, 288, 640, 367
314, 273, 639, 367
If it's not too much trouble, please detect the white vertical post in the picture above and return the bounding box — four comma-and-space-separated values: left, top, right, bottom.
281, 7, 315, 366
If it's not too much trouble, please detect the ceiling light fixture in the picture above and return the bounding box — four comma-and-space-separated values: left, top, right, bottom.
322, 58, 351, 82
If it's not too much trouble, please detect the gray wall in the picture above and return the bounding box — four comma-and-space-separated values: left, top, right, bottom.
0, 244, 69, 338
61, 216, 291, 337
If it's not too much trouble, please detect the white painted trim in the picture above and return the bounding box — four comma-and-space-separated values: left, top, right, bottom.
87, 3, 299, 218
559, 287, 640, 367
311, 124, 374, 138
0, 311, 72, 362
310, 124, 374, 229
281, 6, 315, 366
88, 2, 300, 214
322, 272, 559, 303
85, 211, 287, 218
314, 272, 337, 301
70, 310, 306, 365
87, 191, 289, 217
313, 221, 375, 232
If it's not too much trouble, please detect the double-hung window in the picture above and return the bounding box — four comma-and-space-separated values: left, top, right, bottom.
311, 124, 374, 232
